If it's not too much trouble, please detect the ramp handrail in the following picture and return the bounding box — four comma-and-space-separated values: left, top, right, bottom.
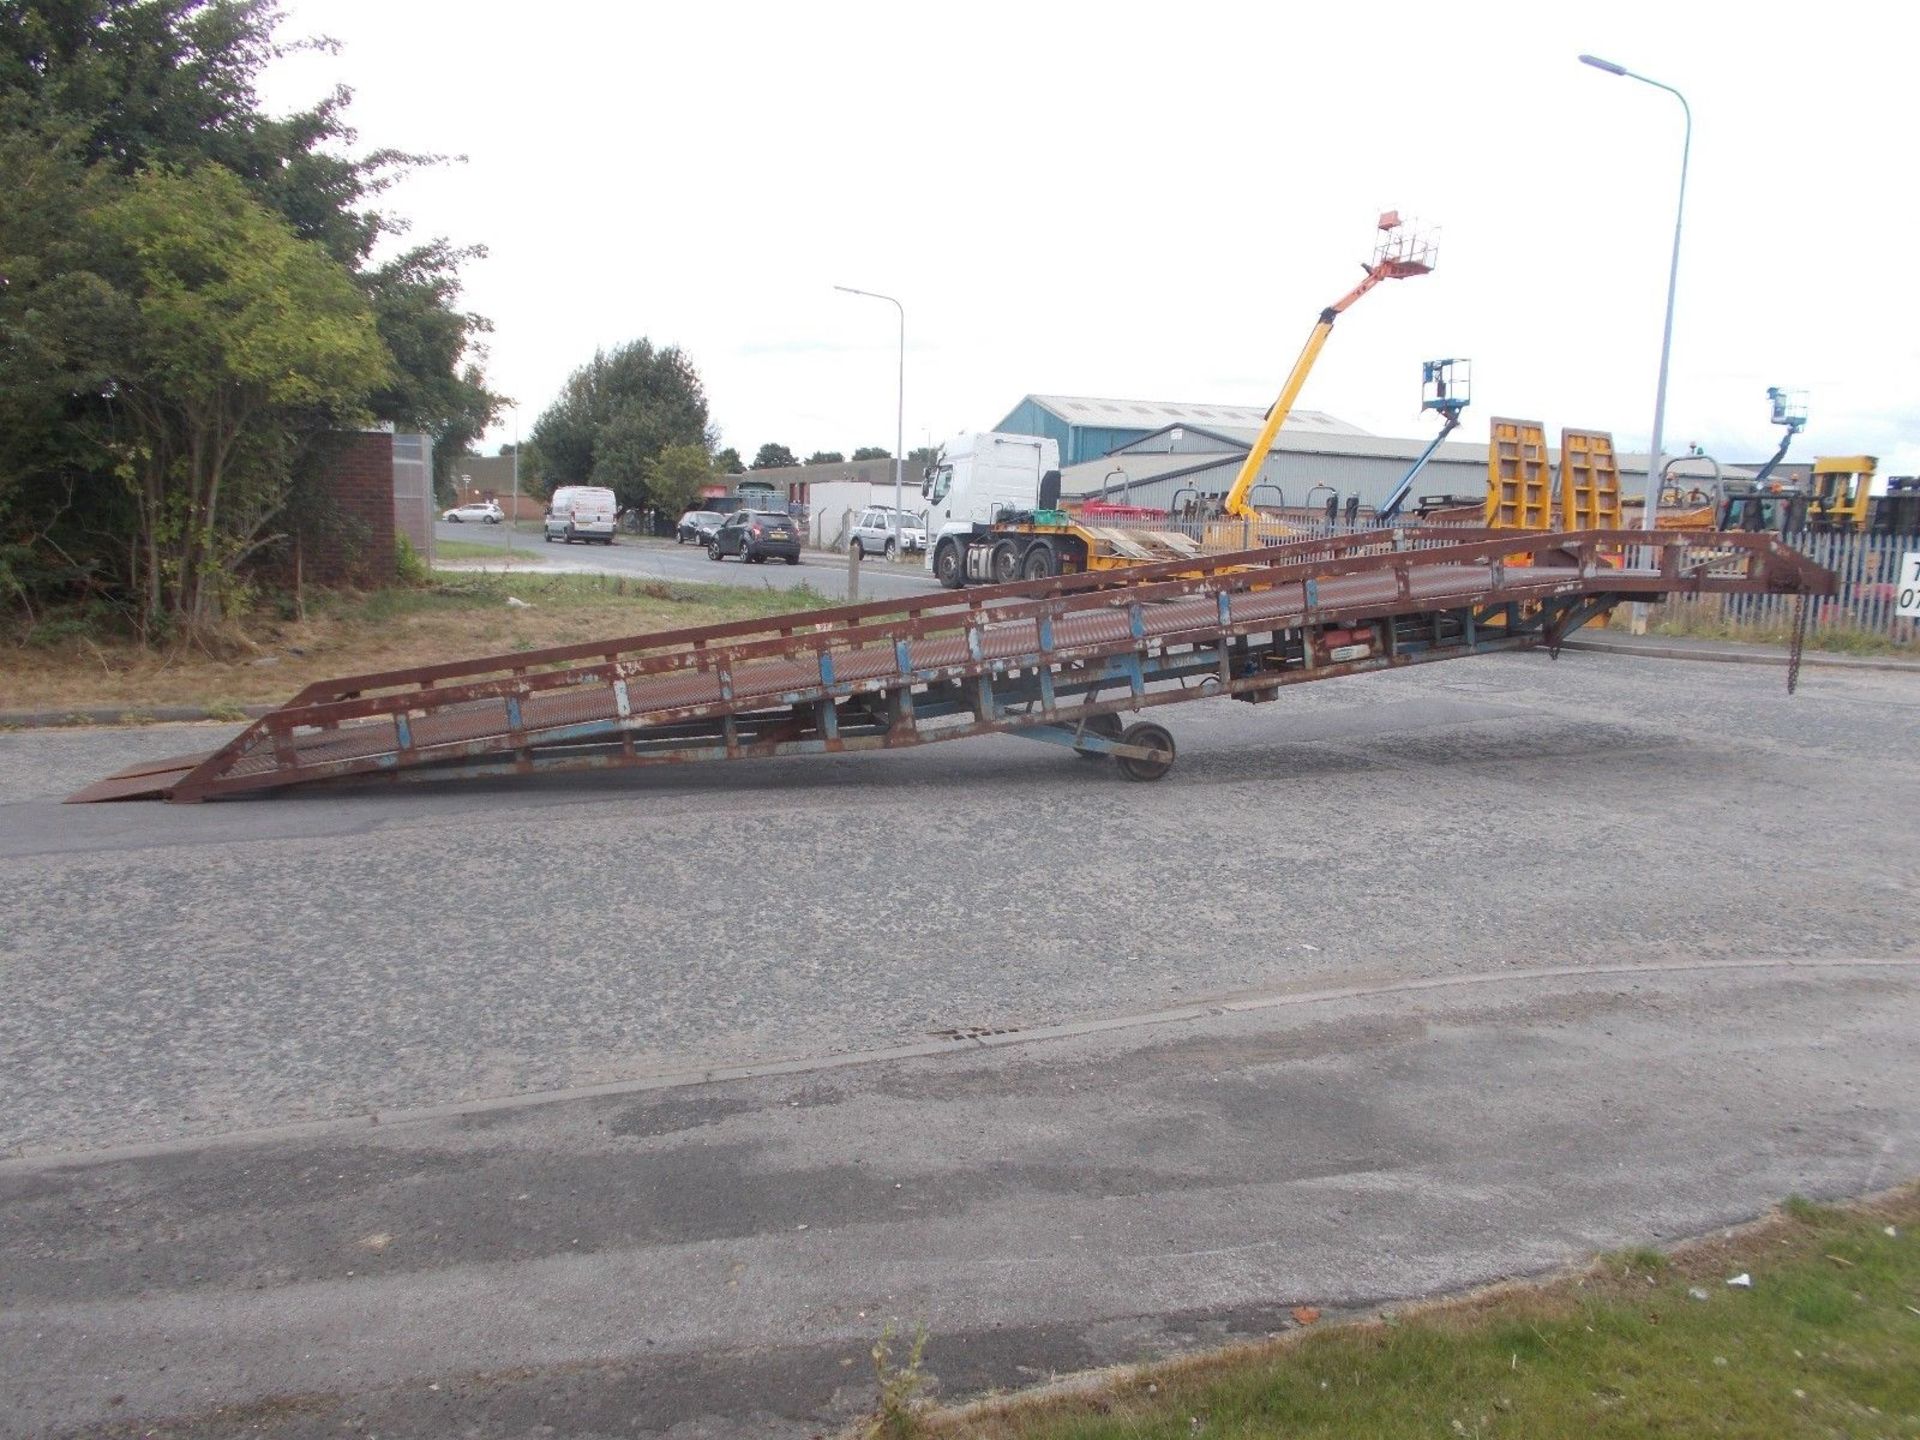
159, 527, 1832, 804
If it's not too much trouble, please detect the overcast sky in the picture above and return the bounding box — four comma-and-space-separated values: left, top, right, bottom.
260, 0, 1915, 476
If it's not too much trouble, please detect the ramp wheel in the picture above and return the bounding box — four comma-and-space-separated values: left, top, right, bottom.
1074, 712, 1124, 760
1116, 722, 1175, 782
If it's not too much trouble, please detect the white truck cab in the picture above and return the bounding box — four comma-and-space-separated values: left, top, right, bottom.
922, 432, 1058, 586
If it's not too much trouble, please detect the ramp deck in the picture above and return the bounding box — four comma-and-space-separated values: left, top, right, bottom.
67, 528, 1834, 803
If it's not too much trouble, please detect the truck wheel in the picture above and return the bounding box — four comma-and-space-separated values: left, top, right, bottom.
1116, 722, 1176, 782
989, 539, 1021, 585
1020, 543, 1057, 581
934, 541, 965, 589
1074, 712, 1124, 761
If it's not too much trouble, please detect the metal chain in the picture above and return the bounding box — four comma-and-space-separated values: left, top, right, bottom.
1787, 592, 1810, 695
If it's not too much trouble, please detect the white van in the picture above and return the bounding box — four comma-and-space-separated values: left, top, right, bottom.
544, 485, 618, 545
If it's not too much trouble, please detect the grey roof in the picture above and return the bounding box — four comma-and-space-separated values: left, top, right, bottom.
1024, 394, 1369, 436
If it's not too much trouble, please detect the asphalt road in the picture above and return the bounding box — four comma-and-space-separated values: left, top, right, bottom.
3, 650, 1918, 1435
433, 520, 941, 601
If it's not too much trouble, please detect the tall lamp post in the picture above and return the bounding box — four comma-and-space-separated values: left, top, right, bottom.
507, 406, 519, 554
1579, 53, 1692, 539
833, 285, 905, 555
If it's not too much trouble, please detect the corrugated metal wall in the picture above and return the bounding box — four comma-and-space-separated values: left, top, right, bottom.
1078, 452, 1491, 511
993, 400, 1153, 466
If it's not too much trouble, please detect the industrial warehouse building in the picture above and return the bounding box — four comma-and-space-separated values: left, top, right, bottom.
991, 397, 1737, 515
1061, 424, 1491, 512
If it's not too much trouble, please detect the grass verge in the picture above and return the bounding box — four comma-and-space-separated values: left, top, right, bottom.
3, 570, 832, 714
434, 538, 549, 564
913, 1185, 1919, 1440
1608, 604, 1912, 656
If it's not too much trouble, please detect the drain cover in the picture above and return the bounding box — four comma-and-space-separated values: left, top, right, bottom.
931, 1025, 1022, 1041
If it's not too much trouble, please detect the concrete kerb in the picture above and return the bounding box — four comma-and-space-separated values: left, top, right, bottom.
1560, 637, 1920, 674
6, 954, 1913, 1172
0, 704, 274, 730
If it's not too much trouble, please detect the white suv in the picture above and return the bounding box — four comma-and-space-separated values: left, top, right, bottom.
850, 507, 927, 558
442, 501, 503, 524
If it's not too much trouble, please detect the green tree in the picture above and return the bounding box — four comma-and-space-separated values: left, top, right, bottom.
0, 1, 497, 631
643, 443, 713, 520
4, 1, 395, 265
528, 339, 713, 510
751, 442, 798, 470
360, 238, 496, 495
100, 165, 391, 631
850, 446, 890, 461
0, 112, 129, 618
907, 445, 942, 469
713, 445, 743, 474
805, 450, 844, 466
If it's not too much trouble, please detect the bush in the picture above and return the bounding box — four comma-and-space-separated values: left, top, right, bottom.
394, 532, 431, 587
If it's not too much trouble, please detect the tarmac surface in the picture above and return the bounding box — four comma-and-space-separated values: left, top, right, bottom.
433, 520, 942, 601
3, 649, 1917, 1436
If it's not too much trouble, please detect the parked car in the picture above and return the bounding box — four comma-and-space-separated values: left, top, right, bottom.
850, 506, 927, 558
442, 500, 503, 524
707, 509, 802, 565
676, 509, 727, 544
544, 485, 618, 545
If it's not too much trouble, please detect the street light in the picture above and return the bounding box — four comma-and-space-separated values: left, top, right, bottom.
833, 285, 905, 555
507, 406, 519, 554
1579, 53, 1692, 539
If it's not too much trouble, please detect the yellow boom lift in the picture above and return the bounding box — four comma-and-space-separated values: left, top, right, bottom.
1219, 212, 1435, 520
937, 214, 1434, 585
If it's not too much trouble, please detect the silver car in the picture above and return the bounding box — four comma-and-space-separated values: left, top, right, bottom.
850, 506, 927, 559
442, 500, 503, 524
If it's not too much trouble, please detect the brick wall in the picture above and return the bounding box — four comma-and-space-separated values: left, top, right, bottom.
299, 431, 395, 587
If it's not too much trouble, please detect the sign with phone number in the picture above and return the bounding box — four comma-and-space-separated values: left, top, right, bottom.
1900, 552, 1920, 619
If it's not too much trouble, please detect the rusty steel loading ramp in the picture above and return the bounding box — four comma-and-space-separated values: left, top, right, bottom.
68, 528, 1834, 803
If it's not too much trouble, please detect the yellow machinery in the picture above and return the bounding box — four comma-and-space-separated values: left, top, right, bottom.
1648, 485, 1718, 529
946, 214, 1435, 585
1558, 428, 1623, 530
1809, 455, 1876, 530
1486, 419, 1554, 528
1220, 212, 1435, 520
1487, 422, 1623, 532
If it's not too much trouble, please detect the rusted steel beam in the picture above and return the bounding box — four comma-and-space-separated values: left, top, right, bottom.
76, 529, 1835, 803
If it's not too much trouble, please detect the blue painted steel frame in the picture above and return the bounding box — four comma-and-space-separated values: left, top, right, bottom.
364, 602, 1549, 790
119, 525, 1834, 801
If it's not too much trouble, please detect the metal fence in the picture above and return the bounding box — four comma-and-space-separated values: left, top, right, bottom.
1076, 513, 1914, 644
1652, 530, 1917, 645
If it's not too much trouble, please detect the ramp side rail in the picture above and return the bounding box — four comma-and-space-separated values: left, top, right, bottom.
67, 528, 1833, 803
